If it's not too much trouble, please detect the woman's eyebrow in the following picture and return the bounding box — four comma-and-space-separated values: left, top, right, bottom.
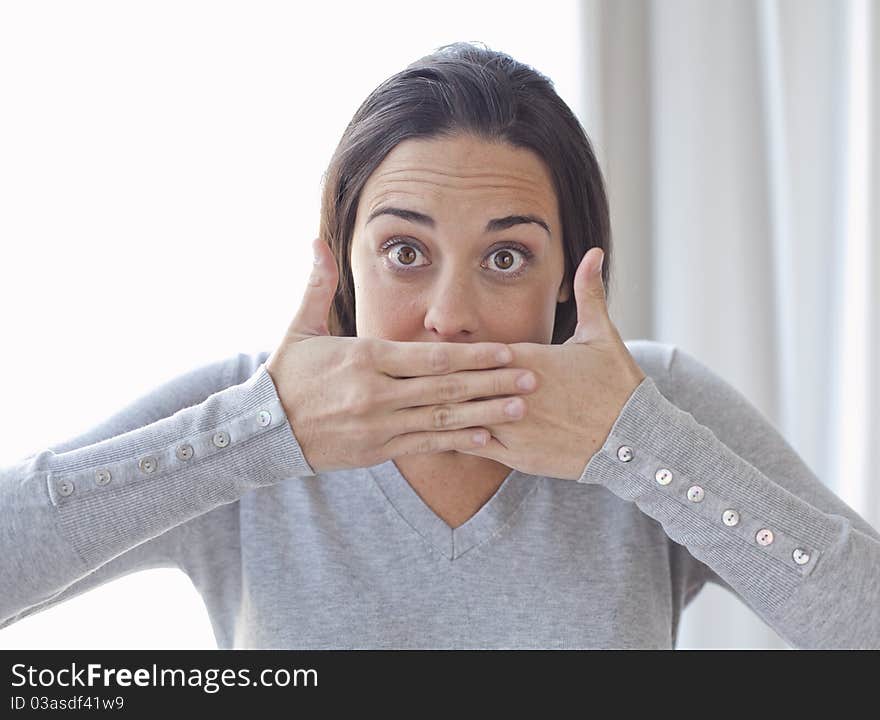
366, 205, 551, 237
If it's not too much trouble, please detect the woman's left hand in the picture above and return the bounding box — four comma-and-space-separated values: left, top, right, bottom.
458, 248, 647, 481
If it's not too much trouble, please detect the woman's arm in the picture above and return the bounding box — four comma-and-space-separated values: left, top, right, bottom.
0, 351, 315, 630
581, 343, 880, 649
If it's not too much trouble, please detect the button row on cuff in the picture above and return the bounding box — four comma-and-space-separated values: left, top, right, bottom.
617, 444, 811, 567
54, 408, 275, 498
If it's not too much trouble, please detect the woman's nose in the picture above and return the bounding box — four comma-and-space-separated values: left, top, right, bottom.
422, 272, 480, 339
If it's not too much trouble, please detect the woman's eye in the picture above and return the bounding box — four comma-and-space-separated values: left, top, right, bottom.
385, 242, 426, 268
380, 239, 533, 278
487, 248, 526, 273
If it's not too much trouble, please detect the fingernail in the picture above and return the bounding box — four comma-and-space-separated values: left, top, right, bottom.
505, 398, 524, 417
516, 373, 536, 391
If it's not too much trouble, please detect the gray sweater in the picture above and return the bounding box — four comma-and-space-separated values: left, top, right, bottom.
2, 340, 878, 649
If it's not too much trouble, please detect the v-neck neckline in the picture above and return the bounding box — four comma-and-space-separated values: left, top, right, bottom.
368, 458, 539, 561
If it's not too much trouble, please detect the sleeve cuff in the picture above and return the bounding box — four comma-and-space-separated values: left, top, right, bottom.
577, 375, 846, 622
42, 362, 315, 567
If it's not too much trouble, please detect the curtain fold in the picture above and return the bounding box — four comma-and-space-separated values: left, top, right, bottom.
579, 0, 878, 649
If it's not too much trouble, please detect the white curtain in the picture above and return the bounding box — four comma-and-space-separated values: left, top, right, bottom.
578, 0, 879, 649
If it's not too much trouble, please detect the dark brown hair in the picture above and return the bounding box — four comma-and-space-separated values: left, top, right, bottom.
320, 41, 612, 344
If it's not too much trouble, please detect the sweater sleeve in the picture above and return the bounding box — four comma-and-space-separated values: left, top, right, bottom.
578, 345, 880, 649
0, 351, 315, 630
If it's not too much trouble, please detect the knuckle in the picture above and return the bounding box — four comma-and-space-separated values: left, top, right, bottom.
347, 384, 375, 416
416, 435, 436, 455
375, 382, 394, 409
438, 377, 462, 402
348, 339, 375, 370
428, 345, 451, 373
432, 404, 453, 429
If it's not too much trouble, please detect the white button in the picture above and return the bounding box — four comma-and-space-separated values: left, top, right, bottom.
176, 444, 194, 461
722, 509, 740, 526
792, 548, 810, 565
212, 431, 230, 448
138, 456, 157, 474
617, 446, 633, 462
58, 479, 75, 496
686, 485, 704, 502
655, 468, 673, 485
258, 410, 272, 427
756, 528, 774, 546
95, 469, 112, 486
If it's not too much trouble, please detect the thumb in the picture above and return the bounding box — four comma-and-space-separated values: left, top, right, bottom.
566, 247, 608, 344
288, 237, 339, 338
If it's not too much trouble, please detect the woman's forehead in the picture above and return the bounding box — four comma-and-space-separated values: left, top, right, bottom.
359, 136, 559, 228
365, 135, 554, 192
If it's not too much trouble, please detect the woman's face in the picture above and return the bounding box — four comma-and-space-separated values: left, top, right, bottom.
349, 133, 571, 346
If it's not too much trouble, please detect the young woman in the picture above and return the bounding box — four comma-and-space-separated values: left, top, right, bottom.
2, 42, 878, 649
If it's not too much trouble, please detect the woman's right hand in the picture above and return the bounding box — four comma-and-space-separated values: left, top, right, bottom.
265, 237, 538, 473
